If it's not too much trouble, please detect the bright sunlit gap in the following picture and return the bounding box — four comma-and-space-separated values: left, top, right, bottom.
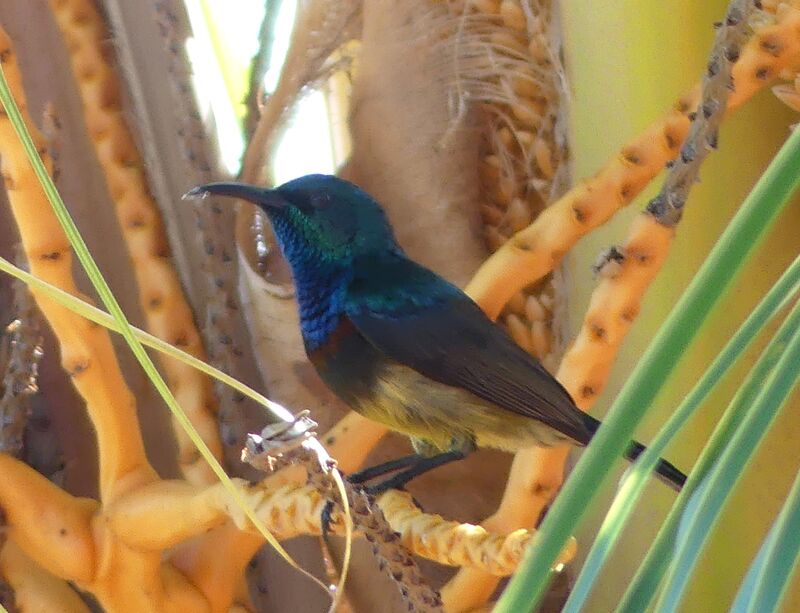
184, 0, 336, 179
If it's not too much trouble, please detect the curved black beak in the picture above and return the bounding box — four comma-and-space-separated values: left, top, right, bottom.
182, 182, 287, 209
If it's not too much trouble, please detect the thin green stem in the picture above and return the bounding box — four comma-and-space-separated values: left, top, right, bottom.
655, 298, 800, 610
733, 466, 800, 613
0, 256, 293, 422
494, 119, 800, 613
0, 259, 351, 601
617, 307, 796, 612
564, 254, 800, 612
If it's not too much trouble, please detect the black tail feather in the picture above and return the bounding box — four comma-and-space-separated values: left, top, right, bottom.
624, 440, 686, 492
582, 414, 687, 492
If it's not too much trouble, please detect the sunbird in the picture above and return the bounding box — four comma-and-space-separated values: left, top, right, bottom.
186, 174, 686, 492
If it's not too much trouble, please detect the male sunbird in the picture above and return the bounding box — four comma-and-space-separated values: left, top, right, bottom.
186, 174, 686, 492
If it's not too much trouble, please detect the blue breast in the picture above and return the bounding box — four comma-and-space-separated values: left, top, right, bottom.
292, 263, 352, 352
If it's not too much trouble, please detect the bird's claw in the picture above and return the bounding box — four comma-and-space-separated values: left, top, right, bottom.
320, 499, 336, 539
361, 477, 407, 497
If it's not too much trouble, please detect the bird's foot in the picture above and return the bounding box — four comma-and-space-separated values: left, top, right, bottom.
319, 456, 421, 537
361, 473, 412, 497
354, 449, 468, 496
320, 499, 336, 539
346, 454, 422, 485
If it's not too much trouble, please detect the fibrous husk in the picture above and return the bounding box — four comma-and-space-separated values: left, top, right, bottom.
440, 0, 572, 371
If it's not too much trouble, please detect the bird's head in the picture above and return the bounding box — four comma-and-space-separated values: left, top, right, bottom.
186, 174, 400, 268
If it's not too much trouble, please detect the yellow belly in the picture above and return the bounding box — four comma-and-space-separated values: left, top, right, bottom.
349, 362, 572, 453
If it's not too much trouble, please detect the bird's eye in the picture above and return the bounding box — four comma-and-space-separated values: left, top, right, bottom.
309, 193, 332, 209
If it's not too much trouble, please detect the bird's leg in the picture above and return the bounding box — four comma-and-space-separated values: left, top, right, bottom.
320, 452, 465, 536
321, 500, 336, 539
363, 450, 468, 496
320, 438, 474, 533
362, 436, 477, 496
319, 453, 424, 536
319, 454, 423, 537
346, 454, 422, 484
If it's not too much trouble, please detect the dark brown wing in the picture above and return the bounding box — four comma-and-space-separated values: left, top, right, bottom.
344, 257, 593, 445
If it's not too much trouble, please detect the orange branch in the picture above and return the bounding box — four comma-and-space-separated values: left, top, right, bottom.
0, 540, 90, 613
0, 25, 155, 501
48, 0, 223, 485
466, 4, 800, 319
0, 454, 97, 584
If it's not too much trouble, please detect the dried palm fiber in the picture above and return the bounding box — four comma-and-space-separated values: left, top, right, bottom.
0, 268, 44, 457
17, 111, 67, 487
435, 0, 572, 372
466, 0, 800, 316
48, 0, 222, 485
0, 256, 64, 483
